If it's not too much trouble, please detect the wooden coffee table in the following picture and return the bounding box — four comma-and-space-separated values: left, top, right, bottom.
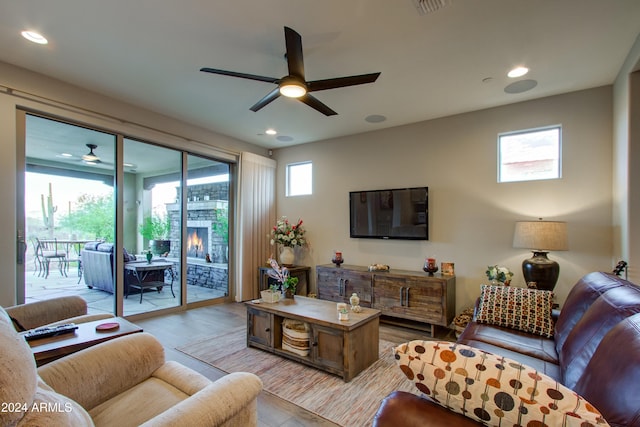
246, 296, 380, 381
24, 317, 143, 366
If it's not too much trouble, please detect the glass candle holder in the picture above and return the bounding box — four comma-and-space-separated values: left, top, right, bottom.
332, 251, 344, 267
423, 257, 438, 276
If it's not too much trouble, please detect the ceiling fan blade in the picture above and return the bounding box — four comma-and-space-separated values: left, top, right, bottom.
307, 72, 381, 92
200, 67, 279, 84
299, 94, 337, 116
250, 87, 282, 112
284, 26, 305, 79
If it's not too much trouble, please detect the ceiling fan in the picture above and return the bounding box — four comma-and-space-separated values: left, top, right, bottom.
200, 26, 381, 116
81, 144, 102, 164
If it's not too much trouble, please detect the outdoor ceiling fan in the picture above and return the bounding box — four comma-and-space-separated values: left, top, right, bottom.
81, 144, 102, 164
200, 26, 381, 116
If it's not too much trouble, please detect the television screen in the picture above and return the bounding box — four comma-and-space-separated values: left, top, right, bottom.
349, 187, 428, 240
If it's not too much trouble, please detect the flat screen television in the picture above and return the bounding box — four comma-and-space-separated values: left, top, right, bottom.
349, 187, 428, 240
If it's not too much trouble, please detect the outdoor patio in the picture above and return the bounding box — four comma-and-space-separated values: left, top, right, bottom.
25, 267, 225, 316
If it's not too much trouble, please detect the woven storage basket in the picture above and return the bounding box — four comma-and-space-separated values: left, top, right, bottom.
282, 319, 310, 356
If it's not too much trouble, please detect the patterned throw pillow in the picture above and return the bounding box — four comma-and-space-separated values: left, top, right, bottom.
394, 340, 609, 427
476, 284, 555, 337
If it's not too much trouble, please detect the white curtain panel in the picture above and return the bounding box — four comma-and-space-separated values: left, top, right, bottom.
236, 152, 276, 301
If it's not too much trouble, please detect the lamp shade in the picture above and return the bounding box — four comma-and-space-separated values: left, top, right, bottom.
513, 221, 568, 251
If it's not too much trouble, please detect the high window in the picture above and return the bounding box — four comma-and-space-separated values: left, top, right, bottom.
498, 125, 562, 183
286, 161, 312, 196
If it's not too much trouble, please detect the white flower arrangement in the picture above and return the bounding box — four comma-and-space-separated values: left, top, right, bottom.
485, 265, 514, 284
270, 216, 307, 248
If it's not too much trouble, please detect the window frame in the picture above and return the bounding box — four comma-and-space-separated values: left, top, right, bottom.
286, 161, 313, 197
498, 125, 562, 183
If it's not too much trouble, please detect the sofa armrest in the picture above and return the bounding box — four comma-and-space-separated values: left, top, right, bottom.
5, 296, 88, 330
373, 391, 481, 427
38, 332, 165, 410
140, 372, 263, 427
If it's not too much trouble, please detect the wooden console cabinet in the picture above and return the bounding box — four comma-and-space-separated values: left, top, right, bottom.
316, 264, 455, 336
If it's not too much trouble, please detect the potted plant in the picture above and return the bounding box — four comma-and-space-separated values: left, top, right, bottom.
139, 214, 171, 255
267, 258, 299, 298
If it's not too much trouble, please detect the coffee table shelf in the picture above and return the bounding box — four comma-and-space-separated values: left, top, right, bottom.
246, 296, 380, 382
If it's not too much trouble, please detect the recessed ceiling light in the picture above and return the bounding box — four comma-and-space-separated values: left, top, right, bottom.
21, 30, 48, 45
60, 153, 73, 157
265, 128, 277, 135
508, 67, 529, 78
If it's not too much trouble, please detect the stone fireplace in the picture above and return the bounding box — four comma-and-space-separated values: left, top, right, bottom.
165, 182, 229, 264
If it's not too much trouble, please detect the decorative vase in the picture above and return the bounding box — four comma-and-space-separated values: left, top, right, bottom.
284, 288, 295, 299
350, 293, 360, 308
146, 251, 153, 264
280, 246, 295, 266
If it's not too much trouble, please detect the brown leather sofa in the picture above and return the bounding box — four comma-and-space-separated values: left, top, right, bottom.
373, 272, 640, 427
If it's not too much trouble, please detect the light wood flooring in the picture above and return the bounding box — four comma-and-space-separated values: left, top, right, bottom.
136, 302, 454, 427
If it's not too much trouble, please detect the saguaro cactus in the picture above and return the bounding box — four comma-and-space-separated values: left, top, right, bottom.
41, 183, 57, 236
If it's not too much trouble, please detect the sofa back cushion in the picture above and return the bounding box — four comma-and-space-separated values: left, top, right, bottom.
554, 272, 627, 353
573, 313, 640, 427
559, 284, 640, 389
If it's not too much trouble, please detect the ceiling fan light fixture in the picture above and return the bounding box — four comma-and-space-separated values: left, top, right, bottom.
82, 153, 99, 162
279, 78, 307, 98
82, 144, 100, 162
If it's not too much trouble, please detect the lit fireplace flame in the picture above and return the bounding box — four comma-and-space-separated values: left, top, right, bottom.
187, 230, 204, 257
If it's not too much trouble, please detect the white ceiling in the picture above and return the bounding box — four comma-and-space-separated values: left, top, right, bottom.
1, 0, 640, 149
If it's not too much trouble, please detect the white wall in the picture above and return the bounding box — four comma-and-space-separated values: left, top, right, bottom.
612, 34, 640, 282
0, 61, 267, 307
274, 87, 613, 312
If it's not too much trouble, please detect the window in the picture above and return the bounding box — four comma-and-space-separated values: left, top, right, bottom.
286, 161, 312, 196
498, 126, 561, 183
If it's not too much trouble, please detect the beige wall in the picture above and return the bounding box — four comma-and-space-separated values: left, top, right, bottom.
274, 87, 613, 312
0, 61, 267, 307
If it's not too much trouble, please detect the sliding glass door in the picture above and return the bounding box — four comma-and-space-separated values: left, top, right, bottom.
18, 111, 232, 316
23, 114, 117, 314
186, 154, 230, 303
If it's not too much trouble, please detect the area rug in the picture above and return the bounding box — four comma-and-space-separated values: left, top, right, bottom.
176, 327, 422, 426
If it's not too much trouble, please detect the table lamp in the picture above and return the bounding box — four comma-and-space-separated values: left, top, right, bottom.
513, 220, 568, 291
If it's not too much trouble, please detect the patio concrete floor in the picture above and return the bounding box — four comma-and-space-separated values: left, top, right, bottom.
24, 267, 226, 316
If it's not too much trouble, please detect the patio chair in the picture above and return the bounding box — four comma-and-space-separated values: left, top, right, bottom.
35, 237, 68, 279
30, 238, 45, 276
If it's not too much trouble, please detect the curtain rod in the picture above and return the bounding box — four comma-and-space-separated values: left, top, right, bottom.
0, 83, 240, 158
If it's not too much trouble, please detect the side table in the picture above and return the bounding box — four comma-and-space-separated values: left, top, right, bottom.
125, 260, 175, 303
258, 265, 310, 296
25, 317, 143, 366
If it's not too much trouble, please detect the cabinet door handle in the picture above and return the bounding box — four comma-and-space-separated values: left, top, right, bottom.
343, 279, 349, 296
265, 328, 270, 332
399, 286, 405, 306
405, 287, 410, 307
312, 341, 318, 346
